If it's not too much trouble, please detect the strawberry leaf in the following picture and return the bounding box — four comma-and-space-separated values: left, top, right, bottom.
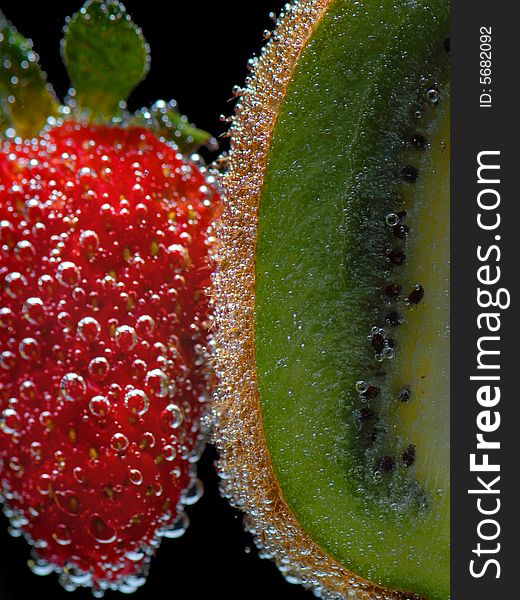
63, 0, 150, 117
0, 11, 58, 138
133, 100, 217, 154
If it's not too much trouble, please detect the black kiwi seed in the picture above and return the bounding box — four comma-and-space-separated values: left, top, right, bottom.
407, 284, 424, 305
444, 37, 450, 53
400, 165, 419, 183
410, 133, 428, 150
371, 333, 386, 354
376, 455, 397, 473
384, 283, 401, 298
387, 249, 406, 265
355, 407, 376, 423
401, 444, 416, 467
361, 385, 381, 399
385, 311, 402, 327
398, 387, 411, 403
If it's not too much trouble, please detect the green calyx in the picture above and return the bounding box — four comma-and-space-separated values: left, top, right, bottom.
133, 100, 218, 155
0, 10, 58, 138
63, 0, 149, 118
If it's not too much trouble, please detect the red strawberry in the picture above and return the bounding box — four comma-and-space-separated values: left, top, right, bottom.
0, 0, 221, 594
0, 120, 219, 594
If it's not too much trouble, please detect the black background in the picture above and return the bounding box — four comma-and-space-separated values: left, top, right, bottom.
0, 2, 311, 599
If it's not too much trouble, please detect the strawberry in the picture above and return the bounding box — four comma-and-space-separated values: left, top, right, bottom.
0, 2, 220, 596
0, 121, 219, 594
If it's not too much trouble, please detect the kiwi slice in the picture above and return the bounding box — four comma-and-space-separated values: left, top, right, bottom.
213, 1, 449, 599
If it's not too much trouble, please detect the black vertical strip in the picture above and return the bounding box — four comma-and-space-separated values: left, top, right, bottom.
452, 2, 519, 599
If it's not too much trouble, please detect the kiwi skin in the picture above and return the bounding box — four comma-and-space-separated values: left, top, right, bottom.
212, 1, 448, 599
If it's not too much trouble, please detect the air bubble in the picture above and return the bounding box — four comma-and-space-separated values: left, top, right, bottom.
355, 381, 368, 393
124, 389, 149, 416
79, 229, 100, 253
9, 456, 23, 472
24, 198, 43, 222
188, 437, 206, 464
139, 432, 156, 450
30, 441, 43, 459
19, 337, 41, 360
0, 219, 15, 244
76, 167, 97, 184
89, 395, 110, 417
166, 244, 190, 272
111, 433, 129, 452
38, 274, 54, 294
385, 213, 399, 227
77, 317, 101, 342
426, 87, 440, 105
60, 373, 87, 401
14, 240, 36, 262
1, 408, 22, 435
0, 307, 14, 328
131, 359, 147, 379
383, 347, 395, 360
36, 473, 53, 495
72, 287, 86, 301
56, 261, 80, 287
23, 297, 45, 325
161, 512, 189, 539
88, 356, 110, 380
145, 368, 169, 397
53, 524, 72, 546
128, 469, 143, 486
5, 272, 27, 298
29, 559, 54, 576
163, 444, 177, 462
125, 549, 145, 562
183, 479, 204, 506
115, 325, 137, 351
136, 314, 155, 338
1, 351, 16, 370
88, 515, 117, 544
162, 404, 184, 429
73, 467, 86, 484
57, 311, 72, 328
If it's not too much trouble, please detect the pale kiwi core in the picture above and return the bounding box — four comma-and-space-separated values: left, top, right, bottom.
391, 96, 450, 517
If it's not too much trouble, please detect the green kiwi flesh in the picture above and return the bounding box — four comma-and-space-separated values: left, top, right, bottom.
254, 1, 450, 598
